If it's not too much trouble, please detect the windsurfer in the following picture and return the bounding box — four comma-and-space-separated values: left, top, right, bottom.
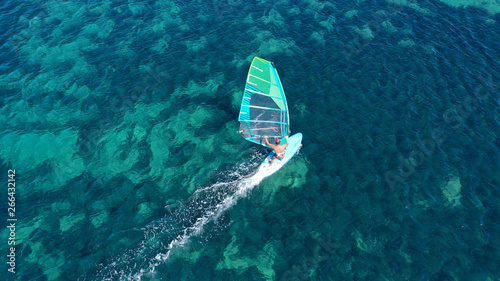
264, 135, 289, 165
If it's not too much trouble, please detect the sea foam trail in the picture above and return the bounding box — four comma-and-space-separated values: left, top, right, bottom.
136, 173, 264, 279
96, 169, 265, 281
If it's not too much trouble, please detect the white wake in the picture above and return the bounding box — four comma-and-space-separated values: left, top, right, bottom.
96, 169, 266, 281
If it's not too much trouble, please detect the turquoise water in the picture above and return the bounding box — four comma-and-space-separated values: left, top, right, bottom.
1, 0, 499, 280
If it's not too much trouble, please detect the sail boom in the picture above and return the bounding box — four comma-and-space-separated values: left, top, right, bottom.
244, 120, 288, 124
239, 105, 286, 112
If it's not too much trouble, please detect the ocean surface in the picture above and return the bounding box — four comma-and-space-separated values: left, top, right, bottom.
1, 0, 499, 280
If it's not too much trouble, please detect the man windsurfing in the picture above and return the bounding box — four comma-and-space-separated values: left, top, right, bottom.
264, 135, 289, 165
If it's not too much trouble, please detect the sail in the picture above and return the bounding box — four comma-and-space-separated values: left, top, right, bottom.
238, 57, 290, 147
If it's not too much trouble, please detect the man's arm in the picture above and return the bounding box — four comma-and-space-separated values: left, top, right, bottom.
283, 136, 289, 148
264, 136, 275, 148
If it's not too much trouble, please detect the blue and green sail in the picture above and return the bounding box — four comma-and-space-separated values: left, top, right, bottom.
238, 57, 290, 148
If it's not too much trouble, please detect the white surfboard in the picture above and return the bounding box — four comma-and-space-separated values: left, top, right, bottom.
255, 133, 303, 179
